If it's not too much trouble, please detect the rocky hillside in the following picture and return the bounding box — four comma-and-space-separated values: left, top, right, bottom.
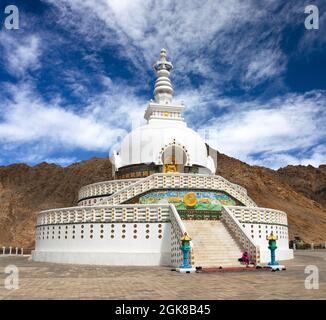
0, 158, 113, 248
0, 153, 325, 248
277, 165, 326, 208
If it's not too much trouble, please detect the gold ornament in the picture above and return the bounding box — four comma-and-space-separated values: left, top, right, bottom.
163, 155, 178, 173
184, 192, 197, 207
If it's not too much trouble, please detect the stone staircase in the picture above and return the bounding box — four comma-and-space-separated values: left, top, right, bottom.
183, 220, 243, 268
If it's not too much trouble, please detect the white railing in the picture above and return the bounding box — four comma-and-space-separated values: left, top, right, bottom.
98, 173, 256, 207
78, 178, 141, 201
169, 205, 194, 267
229, 182, 248, 195
78, 174, 249, 203
225, 206, 288, 226
221, 206, 260, 264
0, 247, 25, 255
36, 204, 173, 226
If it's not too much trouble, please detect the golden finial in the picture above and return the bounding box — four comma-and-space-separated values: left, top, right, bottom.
267, 232, 278, 241
180, 232, 191, 241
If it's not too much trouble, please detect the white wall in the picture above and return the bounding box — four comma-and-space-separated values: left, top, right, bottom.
34, 222, 171, 266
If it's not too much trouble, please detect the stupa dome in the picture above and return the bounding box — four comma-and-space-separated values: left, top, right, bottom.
116, 119, 215, 173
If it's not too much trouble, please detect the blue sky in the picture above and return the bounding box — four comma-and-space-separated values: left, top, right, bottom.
0, 0, 325, 169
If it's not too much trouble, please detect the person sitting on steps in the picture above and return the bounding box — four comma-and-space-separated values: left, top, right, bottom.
238, 251, 250, 266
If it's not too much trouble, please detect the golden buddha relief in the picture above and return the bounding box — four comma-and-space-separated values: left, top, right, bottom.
163, 156, 177, 173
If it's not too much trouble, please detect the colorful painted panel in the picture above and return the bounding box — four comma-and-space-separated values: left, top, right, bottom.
139, 190, 236, 211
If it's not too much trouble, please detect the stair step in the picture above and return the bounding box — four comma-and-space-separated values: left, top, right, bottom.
195, 259, 241, 262
183, 220, 243, 267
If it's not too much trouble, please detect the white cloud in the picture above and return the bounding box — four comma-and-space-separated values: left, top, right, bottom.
244, 49, 286, 86
247, 145, 326, 169
0, 81, 147, 165
44, 0, 289, 87
201, 91, 326, 168
0, 33, 41, 76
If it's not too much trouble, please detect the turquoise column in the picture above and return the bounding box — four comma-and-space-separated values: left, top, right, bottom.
180, 232, 192, 269
267, 232, 279, 266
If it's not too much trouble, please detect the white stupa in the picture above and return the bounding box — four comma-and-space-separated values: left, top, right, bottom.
32, 49, 293, 267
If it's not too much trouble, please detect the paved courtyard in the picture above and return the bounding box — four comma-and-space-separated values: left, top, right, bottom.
0, 250, 325, 299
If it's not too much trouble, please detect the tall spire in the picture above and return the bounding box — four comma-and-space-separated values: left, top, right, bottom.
153, 48, 173, 104
144, 49, 184, 122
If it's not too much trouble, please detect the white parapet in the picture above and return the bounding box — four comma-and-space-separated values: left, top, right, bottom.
78, 178, 140, 203
77, 173, 255, 208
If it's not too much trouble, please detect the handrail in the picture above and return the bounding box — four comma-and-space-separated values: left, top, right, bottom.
78, 173, 249, 201
225, 205, 288, 226
98, 173, 257, 207
78, 177, 141, 201
221, 206, 260, 264
80, 177, 141, 190
169, 204, 194, 267
169, 205, 188, 235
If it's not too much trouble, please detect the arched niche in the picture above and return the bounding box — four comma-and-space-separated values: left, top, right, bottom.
161, 145, 188, 173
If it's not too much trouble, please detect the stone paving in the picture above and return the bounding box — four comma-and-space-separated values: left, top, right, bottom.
0, 250, 325, 299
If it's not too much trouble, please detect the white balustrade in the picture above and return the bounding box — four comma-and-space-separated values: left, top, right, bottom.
221, 206, 260, 264
78, 178, 141, 202
95, 173, 256, 208
36, 204, 172, 226
78, 174, 251, 204
224, 206, 288, 226
169, 205, 194, 267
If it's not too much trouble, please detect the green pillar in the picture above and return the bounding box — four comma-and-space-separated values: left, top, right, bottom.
267, 232, 279, 266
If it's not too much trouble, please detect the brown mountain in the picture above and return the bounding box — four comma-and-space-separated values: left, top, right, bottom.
0, 153, 325, 248
277, 165, 326, 209
0, 158, 113, 248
